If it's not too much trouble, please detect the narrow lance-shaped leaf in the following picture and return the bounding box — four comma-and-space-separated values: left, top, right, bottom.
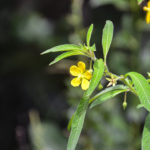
136, 104, 144, 109
89, 85, 128, 109
67, 113, 75, 131
127, 72, 150, 112
137, 0, 144, 4
102, 20, 114, 62
49, 51, 85, 65
41, 44, 81, 55
67, 59, 104, 150
86, 24, 93, 47
85, 59, 104, 97
90, 43, 96, 52
142, 113, 150, 150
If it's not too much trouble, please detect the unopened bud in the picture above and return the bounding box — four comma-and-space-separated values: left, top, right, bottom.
123, 101, 127, 110
89, 69, 93, 73
148, 72, 150, 78
98, 83, 103, 90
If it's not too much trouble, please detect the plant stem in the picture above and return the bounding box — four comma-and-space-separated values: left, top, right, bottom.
89, 60, 92, 70
120, 77, 137, 95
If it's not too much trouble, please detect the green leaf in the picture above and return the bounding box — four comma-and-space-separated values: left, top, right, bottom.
142, 113, 150, 150
41, 44, 81, 55
137, 0, 144, 4
49, 51, 85, 65
127, 72, 150, 112
86, 24, 93, 47
102, 20, 114, 62
85, 59, 104, 97
90, 44, 96, 52
67, 59, 104, 150
89, 85, 128, 109
67, 113, 75, 131
136, 104, 144, 109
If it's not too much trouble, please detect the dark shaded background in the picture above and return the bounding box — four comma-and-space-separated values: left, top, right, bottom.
0, 0, 150, 150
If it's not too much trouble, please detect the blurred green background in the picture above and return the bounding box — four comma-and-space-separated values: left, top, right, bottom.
0, 0, 150, 150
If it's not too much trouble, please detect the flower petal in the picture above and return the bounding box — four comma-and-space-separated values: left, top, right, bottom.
71, 77, 81, 87
84, 70, 92, 80
107, 82, 112, 87
143, 6, 150, 11
146, 11, 150, 24
106, 78, 111, 81
148, 1, 150, 7
77, 61, 86, 73
81, 78, 90, 90
70, 65, 81, 76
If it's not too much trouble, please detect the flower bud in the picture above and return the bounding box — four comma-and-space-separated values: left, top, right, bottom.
148, 72, 150, 78
98, 83, 103, 90
123, 101, 127, 110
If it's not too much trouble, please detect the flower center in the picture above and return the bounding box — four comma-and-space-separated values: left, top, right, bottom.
78, 73, 84, 79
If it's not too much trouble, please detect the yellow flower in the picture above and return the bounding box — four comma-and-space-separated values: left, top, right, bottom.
70, 61, 92, 90
143, 1, 150, 24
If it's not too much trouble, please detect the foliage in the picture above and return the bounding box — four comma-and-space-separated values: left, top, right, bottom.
142, 113, 150, 150
102, 20, 114, 63
41, 20, 150, 150
137, 0, 144, 4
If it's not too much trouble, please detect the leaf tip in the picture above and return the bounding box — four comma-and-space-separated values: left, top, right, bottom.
49, 61, 55, 66
40, 51, 45, 55
90, 23, 94, 28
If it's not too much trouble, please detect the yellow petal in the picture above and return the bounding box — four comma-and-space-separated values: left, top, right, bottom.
70, 65, 81, 76
146, 11, 150, 24
148, 1, 150, 7
71, 77, 81, 87
81, 78, 90, 90
143, 7, 149, 11
83, 70, 92, 80
77, 61, 86, 73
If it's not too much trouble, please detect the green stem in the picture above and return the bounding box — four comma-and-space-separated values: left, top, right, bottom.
89, 59, 92, 70
120, 77, 137, 95
124, 91, 127, 102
